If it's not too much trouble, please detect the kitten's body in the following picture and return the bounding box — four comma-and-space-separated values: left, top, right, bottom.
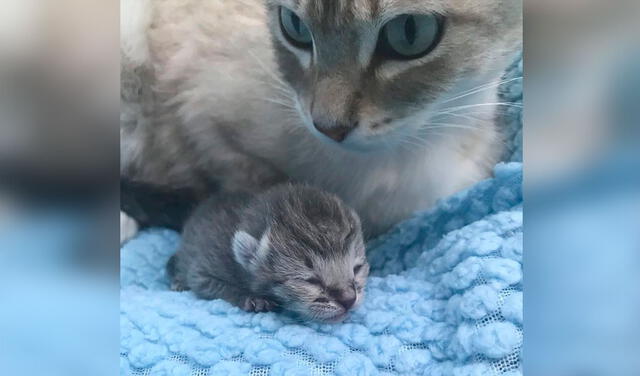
168, 184, 369, 322
121, 0, 521, 237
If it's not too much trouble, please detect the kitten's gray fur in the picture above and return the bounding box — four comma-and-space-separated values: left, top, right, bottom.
121, 0, 522, 237
168, 183, 369, 322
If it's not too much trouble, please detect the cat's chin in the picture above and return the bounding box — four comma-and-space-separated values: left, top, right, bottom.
341, 136, 411, 154
313, 132, 399, 154
300, 120, 406, 154
325, 139, 376, 153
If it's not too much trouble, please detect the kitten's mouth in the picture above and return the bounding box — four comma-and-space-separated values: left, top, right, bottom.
302, 307, 350, 323
324, 311, 349, 323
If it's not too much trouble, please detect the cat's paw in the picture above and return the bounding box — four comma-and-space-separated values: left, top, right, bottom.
120, 211, 139, 244
242, 297, 276, 313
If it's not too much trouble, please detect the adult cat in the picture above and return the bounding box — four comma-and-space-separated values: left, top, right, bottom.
121, 0, 521, 238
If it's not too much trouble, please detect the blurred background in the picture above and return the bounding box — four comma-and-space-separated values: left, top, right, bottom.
0, 1, 119, 376
0, 0, 637, 375
525, 0, 640, 374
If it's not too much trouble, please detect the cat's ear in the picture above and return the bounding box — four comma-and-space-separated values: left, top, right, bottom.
232, 229, 270, 271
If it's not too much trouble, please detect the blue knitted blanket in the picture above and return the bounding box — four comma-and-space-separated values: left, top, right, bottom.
121, 58, 522, 376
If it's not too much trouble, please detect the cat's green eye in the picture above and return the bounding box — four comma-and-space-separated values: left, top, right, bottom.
279, 7, 313, 49
377, 14, 444, 60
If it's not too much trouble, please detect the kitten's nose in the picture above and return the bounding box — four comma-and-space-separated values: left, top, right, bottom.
336, 289, 357, 310
313, 122, 354, 143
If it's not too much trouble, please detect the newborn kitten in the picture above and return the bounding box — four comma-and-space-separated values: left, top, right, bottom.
167, 184, 369, 322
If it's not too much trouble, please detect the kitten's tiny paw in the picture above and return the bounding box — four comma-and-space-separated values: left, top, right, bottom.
243, 297, 276, 312
170, 282, 187, 292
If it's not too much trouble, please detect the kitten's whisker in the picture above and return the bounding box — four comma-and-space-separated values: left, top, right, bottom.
440, 77, 522, 105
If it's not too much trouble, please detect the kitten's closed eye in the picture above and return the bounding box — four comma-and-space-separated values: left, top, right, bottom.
305, 277, 322, 285
354, 264, 363, 274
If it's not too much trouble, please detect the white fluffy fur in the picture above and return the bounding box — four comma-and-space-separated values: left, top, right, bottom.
120, 0, 153, 67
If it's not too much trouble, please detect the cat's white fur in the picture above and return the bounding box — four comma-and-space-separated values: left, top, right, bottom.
120, 0, 520, 238
120, 211, 138, 244
120, 0, 152, 67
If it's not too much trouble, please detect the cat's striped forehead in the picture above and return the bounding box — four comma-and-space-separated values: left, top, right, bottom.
271, 0, 446, 24
304, 0, 380, 22
270, 0, 376, 24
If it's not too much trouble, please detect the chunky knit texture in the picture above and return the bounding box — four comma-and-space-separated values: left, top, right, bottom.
121, 57, 522, 376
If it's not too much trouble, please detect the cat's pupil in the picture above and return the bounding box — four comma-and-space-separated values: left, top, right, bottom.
291, 14, 301, 35
405, 16, 417, 45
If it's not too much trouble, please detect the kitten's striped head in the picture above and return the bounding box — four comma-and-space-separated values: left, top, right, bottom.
233, 184, 369, 322
265, 0, 521, 151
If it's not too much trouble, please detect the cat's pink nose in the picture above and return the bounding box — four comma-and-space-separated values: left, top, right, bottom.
313, 122, 354, 142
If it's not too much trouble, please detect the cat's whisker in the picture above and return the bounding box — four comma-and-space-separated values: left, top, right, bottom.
267, 86, 295, 99
447, 108, 512, 115
399, 137, 439, 153
440, 76, 522, 105
261, 94, 293, 103
256, 77, 296, 98
442, 108, 519, 119
440, 102, 523, 113
397, 141, 421, 152
398, 137, 429, 151
248, 51, 292, 92
429, 110, 492, 124
261, 97, 298, 110
269, 81, 296, 96
421, 123, 510, 149
416, 129, 451, 141
284, 122, 308, 135
403, 133, 434, 145
397, 125, 476, 152
421, 122, 484, 132
398, 130, 445, 151
255, 77, 304, 115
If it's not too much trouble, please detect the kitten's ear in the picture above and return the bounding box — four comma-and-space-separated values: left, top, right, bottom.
232, 230, 270, 270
